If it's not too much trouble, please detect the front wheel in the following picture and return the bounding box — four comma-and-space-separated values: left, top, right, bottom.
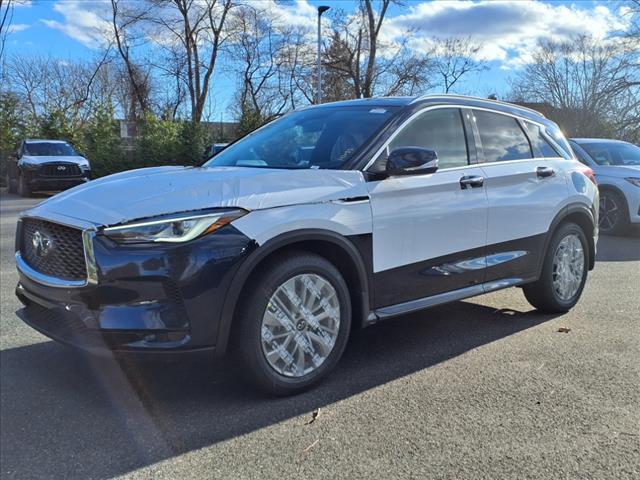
234, 252, 351, 395
599, 189, 629, 235
523, 222, 588, 313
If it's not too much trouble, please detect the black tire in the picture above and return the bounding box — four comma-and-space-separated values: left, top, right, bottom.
233, 251, 352, 395
599, 189, 629, 236
523, 222, 589, 313
6, 174, 17, 194
17, 173, 32, 197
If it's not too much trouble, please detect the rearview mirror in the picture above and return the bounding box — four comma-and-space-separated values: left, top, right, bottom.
386, 147, 438, 176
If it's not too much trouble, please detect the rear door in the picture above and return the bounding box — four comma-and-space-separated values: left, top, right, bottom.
472, 109, 569, 284
366, 107, 489, 308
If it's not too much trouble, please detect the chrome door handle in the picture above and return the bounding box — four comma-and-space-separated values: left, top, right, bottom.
460, 175, 484, 189
536, 166, 555, 178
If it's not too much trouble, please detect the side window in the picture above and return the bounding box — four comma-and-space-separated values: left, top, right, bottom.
383, 108, 469, 170
474, 110, 532, 162
522, 122, 559, 158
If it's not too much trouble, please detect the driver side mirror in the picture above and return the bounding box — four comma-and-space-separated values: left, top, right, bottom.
386, 147, 438, 176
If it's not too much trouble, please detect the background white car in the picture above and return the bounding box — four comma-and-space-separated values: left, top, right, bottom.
570, 138, 640, 235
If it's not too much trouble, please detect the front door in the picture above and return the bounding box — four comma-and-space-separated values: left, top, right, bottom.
366, 107, 488, 308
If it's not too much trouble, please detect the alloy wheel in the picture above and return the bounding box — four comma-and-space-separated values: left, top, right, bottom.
599, 193, 619, 233
260, 273, 341, 377
552, 233, 585, 301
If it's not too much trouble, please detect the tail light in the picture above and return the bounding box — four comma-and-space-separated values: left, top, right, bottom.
582, 167, 597, 185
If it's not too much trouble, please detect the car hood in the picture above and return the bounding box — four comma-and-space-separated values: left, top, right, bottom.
27, 166, 368, 227
593, 164, 640, 178
20, 155, 90, 166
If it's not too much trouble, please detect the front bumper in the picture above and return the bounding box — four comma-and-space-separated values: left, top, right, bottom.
616, 179, 640, 224
23, 172, 90, 192
599, 177, 640, 224
16, 224, 255, 355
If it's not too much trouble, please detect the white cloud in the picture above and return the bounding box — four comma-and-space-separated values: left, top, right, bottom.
384, 1, 630, 68
7, 23, 29, 34
244, 0, 320, 34
41, 1, 112, 49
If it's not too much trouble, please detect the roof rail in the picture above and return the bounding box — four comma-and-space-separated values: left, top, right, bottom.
410, 93, 546, 118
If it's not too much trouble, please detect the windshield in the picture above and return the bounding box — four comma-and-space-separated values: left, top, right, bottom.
24, 142, 78, 156
579, 141, 640, 166
204, 106, 398, 169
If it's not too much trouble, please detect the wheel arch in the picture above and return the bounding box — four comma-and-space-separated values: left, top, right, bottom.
542, 203, 597, 274
598, 183, 629, 209
214, 229, 372, 357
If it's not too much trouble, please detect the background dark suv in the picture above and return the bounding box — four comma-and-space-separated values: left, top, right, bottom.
6, 139, 91, 197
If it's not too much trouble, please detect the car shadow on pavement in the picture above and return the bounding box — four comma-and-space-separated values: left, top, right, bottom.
0, 300, 558, 479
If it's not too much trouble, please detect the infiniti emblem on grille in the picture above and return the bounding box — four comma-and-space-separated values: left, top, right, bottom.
57, 165, 67, 171
32, 230, 53, 257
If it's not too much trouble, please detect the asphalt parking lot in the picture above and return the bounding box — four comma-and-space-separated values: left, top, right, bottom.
1, 190, 638, 480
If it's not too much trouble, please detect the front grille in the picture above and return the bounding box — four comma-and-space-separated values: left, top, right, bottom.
20, 218, 87, 282
40, 163, 82, 177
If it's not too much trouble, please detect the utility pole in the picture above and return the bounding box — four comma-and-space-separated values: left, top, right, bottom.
316, 6, 330, 104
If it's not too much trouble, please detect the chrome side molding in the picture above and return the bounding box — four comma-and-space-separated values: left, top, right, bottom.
374, 277, 525, 319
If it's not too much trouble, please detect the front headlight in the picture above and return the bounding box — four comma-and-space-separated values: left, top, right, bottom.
624, 177, 640, 188
19, 161, 39, 170
103, 209, 247, 244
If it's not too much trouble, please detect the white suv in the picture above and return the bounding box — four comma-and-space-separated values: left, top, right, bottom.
15, 95, 598, 394
570, 138, 640, 235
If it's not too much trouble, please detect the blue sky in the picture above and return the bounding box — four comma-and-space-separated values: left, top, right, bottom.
4, 0, 633, 120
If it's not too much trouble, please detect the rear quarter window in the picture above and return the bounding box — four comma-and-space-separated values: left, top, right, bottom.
522, 122, 560, 158
544, 126, 573, 160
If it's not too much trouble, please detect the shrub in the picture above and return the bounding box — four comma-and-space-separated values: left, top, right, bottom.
135, 113, 181, 168
178, 120, 208, 165
83, 104, 126, 178
39, 110, 85, 152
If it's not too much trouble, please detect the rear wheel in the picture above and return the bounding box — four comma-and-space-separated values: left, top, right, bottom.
234, 252, 351, 395
17, 173, 32, 197
523, 222, 588, 313
599, 189, 629, 235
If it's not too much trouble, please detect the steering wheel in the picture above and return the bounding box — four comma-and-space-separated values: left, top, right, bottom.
330, 133, 359, 164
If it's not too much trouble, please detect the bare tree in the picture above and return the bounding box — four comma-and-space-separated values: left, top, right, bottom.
229, 6, 282, 119
510, 35, 640, 142
430, 37, 488, 94
227, 4, 317, 123
0, 0, 15, 61
361, 0, 392, 98
277, 26, 316, 108
110, 0, 153, 119
149, 0, 233, 123
324, 1, 431, 99
621, 0, 640, 40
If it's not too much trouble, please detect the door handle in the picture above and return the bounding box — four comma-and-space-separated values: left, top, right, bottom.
460, 175, 484, 189
536, 166, 555, 178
